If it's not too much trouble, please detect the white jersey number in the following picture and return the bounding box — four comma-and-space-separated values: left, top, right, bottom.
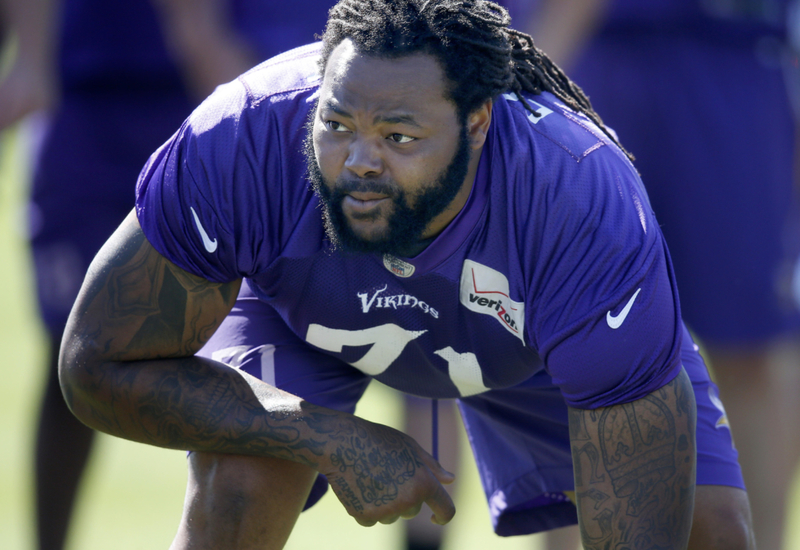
305, 323, 489, 396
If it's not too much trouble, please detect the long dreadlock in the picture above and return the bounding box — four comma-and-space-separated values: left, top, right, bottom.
320, 0, 633, 161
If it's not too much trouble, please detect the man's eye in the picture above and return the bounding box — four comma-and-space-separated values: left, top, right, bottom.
388, 133, 415, 144
327, 120, 348, 132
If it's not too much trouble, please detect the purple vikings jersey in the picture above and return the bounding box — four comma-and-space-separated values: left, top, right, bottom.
136, 42, 681, 409
135, 43, 743, 534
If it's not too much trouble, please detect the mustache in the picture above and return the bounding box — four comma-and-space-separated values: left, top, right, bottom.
328, 177, 402, 198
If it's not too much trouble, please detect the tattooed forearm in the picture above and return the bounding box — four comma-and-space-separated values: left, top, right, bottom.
68, 343, 348, 469
61, 211, 352, 471
569, 367, 696, 550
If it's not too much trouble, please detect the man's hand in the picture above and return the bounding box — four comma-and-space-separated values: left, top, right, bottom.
322, 417, 456, 527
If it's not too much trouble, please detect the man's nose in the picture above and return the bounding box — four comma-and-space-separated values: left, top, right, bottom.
344, 137, 383, 178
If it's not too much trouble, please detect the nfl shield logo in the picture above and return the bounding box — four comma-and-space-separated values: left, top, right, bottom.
383, 254, 415, 278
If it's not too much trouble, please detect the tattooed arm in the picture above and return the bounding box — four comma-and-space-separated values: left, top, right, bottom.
59, 210, 455, 526
569, 366, 696, 549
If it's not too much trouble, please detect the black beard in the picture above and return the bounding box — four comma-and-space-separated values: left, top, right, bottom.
303, 116, 472, 257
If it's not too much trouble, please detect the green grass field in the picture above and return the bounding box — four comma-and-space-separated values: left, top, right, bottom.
2, 126, 800, 550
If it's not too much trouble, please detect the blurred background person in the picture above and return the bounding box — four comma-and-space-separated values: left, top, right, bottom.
0, 1, 331, 548
0, 0, 58, 130
501, 0, 800, 548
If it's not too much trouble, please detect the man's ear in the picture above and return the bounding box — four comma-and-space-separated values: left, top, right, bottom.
467, 99, 493, 150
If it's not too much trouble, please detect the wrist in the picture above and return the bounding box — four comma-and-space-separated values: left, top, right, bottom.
302, 407, 362, 477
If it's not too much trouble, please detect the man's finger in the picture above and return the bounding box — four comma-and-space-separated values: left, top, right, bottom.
354, 516, 378, 527
425, 480, 456, 525
400, 502, 423, 519
379, 514, 401, 525
436, 466, 456, 485
416, 447, 456, 485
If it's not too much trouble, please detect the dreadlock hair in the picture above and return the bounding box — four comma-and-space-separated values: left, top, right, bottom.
319, 0, 633, 161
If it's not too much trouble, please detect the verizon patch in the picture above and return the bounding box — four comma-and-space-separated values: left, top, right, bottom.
459, 260, 525, 342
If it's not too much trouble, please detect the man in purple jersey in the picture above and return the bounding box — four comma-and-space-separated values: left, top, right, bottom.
501, 1, 800, 548
60, 0, 754, 548
0, 1, 331, 549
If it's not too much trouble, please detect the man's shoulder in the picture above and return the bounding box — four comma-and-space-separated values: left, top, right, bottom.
492, 90, 618, 165
239, 42, 323, 104
180, 42, 321, 145
488, 90, 643, 215
485, 90, 656, 261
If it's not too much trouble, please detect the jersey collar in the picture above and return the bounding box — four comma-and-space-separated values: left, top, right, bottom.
379, 137, 492, 277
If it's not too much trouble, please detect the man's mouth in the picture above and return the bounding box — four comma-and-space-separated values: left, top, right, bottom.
342, 192, 390, 215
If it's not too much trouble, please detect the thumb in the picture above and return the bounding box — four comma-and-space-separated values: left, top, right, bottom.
425, 480, 456, 525
419, 451, 455, 485
432, 461, 456, 485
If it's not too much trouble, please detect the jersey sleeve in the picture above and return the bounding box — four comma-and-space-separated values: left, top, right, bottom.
530, 147, 683, 409
135, 69, 316, 283
135, 79, 261, 282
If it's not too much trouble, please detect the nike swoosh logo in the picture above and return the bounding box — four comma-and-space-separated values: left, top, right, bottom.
606, 288, 642, 329
190, 206, 218, 253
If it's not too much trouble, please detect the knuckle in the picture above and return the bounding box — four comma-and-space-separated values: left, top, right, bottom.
401, 504, 422, 519
354, 514, 377, 527
379, 515, 400, 525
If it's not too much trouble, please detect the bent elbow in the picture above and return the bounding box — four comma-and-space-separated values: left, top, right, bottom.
57, 329, 106, 429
